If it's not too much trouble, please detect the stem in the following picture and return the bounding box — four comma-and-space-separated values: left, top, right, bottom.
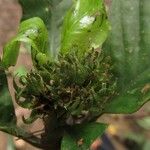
41, 111, 64, 150
0, 125, 43, 148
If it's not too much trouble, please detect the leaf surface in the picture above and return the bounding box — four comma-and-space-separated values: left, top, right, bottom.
103, 0, 150, 113
61, 0, 109, 56
19, 0, 72, 56
61, 123, 107, 150
2, 17, 49, 68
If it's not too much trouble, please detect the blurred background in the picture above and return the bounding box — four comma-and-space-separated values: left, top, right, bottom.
0, 0, 150, 149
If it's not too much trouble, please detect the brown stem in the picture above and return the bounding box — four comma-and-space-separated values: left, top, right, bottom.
41, 111, 64, 150
0, 126, 43, 148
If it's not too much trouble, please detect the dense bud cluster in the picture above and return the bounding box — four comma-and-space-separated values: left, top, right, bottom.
14, 50, 117, 125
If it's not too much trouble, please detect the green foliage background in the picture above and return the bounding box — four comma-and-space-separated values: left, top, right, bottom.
0, 0, 149, 149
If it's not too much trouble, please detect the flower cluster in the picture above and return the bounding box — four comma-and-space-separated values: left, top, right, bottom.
14, 50, 117, 125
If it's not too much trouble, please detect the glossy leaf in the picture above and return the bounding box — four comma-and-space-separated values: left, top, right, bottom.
61, 0, 109, 56
103, 0, 150, 113
19, 0, 72, 56
61, 123, 107, 150
2, 17, 49, 68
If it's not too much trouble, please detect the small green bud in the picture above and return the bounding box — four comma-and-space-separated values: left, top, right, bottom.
36, 52, 48, 65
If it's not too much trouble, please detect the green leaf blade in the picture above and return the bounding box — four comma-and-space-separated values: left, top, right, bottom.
19, 0, 72, 57
103, 0, 150, 113
2, 17, 49, 68
61, 0, 109, 56
61, 123, 107, 150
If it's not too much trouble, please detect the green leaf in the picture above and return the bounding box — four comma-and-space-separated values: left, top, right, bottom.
61, 0, 109, 56
61, 123, 107, 150
0, 66, 16, 124
2, 17, 49, 68
103, 0, 150, 113
19, 0, 72, 56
